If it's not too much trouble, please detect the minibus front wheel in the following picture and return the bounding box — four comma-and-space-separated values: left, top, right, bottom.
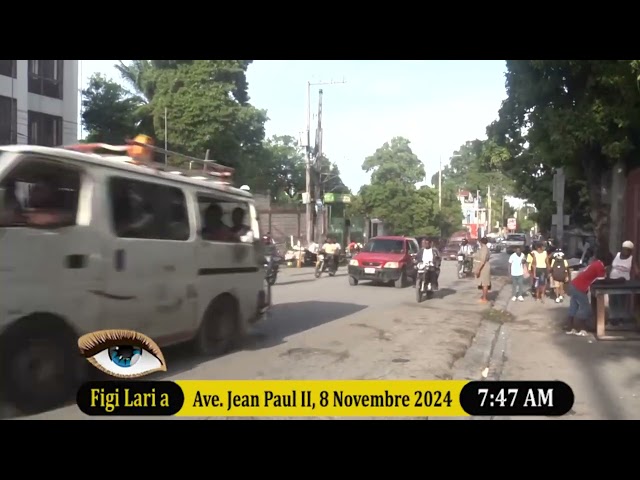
0, 313, 86, 415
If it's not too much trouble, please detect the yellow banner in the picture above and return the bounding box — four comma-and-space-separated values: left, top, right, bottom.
175, 380, 469, 417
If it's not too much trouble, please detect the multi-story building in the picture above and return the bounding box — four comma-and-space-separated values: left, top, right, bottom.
0, 60, 78, 147
457, 189, 487, 238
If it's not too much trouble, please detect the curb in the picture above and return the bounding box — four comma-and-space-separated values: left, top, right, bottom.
430, 279, 511, 421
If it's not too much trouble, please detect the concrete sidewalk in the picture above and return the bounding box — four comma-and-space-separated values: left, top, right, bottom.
492, 286, 640, 420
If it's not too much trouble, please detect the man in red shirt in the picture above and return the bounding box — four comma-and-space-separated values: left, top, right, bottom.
566, 253, 613, 335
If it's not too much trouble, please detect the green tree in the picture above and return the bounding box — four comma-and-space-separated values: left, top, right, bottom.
363, 137, 425, 185
149, 61, 267, 165
433, 139, 514, 203
357, 137, 457, 235
489, 60, 640, 254
81, 74, 141, 144
252, 135, 306, 202
417, 184, 463, 237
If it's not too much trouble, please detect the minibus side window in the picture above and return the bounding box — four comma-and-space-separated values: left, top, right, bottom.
108, 177, 190, 241
197, 194, 253, 243
0, 156, 80, 228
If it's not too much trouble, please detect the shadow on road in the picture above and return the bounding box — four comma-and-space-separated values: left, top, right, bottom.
435, 288, 456, 299
145, 301, 368, 380
243, 300, 367, 350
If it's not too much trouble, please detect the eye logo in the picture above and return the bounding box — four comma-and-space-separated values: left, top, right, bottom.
78, 329, 167, 379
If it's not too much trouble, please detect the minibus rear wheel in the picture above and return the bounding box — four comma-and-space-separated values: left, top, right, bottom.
194, 295, 239, 357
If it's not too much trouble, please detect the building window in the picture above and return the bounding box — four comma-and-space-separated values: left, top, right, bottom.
28, 111, 62, 146
28, 60, 64, 99
0, 95, 18, 145
0, 60, 17, 78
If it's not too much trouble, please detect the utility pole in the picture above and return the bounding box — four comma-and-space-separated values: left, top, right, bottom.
164, 107, 168, 166
438, 156, 442, 209
304, 78, 346, 245
487, 184, 492, 234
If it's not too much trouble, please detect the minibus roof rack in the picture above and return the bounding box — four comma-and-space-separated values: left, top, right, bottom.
62, 136, 235, 184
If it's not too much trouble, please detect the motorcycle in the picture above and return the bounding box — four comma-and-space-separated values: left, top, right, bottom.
315, 251, 337, 278
457, 254, 473, 279
264, 254, 279, 286
415, 261, 436, 303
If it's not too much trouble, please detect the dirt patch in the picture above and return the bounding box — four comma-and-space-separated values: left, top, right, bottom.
350, 323, 392, 341
281, 347, 350, 362
482, 308, 515, 324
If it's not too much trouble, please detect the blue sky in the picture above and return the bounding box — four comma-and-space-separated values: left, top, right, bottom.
79, 60, 508, 192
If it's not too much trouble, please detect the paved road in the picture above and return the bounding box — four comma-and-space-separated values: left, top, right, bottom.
23, 253, 510, 420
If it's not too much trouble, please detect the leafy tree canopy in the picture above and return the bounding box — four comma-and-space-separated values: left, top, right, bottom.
489, 60, 640, 252
357, 137, 461, 236
81, 60, 351, 205
81, 74, 141, 144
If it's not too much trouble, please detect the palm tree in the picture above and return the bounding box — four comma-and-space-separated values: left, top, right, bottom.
114, 60, 158, 135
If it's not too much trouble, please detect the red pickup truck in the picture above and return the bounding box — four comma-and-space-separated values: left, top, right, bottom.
347, 235, 419, 288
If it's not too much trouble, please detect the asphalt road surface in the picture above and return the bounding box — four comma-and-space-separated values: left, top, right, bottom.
22, 252, 511, 420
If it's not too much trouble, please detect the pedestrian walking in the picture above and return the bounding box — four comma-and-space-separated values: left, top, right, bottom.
550, 247, 570, 303
509, 246, 526, 301
474, 237, 491, 303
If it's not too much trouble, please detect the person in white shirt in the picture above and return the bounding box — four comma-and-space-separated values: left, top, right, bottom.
609, 240, 638, 321
458, 239, 473, 256
458, 239, 474, 273
508, 246, 527, 301
418, 239, 441, 290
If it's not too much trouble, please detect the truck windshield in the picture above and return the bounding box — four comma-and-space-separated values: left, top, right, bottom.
363, 239, 404, 253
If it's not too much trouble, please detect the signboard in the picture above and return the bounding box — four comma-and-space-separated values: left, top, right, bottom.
324, 193, 351, 204
507, 217, 517, 230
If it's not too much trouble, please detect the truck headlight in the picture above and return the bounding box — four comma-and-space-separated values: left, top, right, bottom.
384, 262, 399, 269
349, 259, 359, 266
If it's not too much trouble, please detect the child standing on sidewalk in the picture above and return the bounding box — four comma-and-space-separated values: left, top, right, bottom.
509, 246, 526, 302
550, 248, 570, 303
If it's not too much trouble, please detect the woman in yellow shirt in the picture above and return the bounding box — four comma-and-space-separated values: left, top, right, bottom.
531, 243, 549, 302
525, 245, 534, 294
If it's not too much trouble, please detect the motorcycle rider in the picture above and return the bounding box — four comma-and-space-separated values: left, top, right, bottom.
418, 239, 441, 290
321, 236, 341, 271
457, 238, 474, 274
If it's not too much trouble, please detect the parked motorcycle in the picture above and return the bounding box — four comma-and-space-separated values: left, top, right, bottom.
264, 254, 279, 286
315, 251, 338, 278
457, 254, 473, 279
415, 261, 436, 302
